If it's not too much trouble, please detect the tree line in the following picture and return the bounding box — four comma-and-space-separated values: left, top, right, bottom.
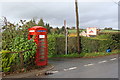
2, 17, 67, 50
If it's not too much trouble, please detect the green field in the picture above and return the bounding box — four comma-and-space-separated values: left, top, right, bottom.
68, 29, 86, 33
68, 29, 119, 34
101, 30, 119, 32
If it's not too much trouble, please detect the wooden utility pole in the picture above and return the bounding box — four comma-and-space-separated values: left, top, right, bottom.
75, 0, 80, 54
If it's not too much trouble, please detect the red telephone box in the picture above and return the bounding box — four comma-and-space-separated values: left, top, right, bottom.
28, 26, 48, 66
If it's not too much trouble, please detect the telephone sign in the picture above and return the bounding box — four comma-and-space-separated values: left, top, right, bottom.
37, 30, 46, 32
39, 35, 45, 38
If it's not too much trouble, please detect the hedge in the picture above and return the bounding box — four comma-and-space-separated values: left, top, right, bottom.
48, 34, 65, 55
50, 33, 120, 54
2, 35, 36, 72
2, 33, 119, 72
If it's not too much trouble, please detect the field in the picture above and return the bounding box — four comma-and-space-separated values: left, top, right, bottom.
68, 29, 119, 34
68, 29, 86, 33
100, 30, 119, 32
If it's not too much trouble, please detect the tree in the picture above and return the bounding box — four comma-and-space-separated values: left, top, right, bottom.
71, 27, 75, 29
66, 27, 70, 29
38, 19, 44, 27
60, 26, 65, 34
2, 20, 17, 50
56, 27, 60, 34
45, 23, 50, 28
18, 19, 37, 37
108, 27, 112, 30
61, 26, 65, 31
104, 27, 112, 30
45, 23, 51, 33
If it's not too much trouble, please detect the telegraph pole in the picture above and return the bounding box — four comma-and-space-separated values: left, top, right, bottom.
64, 20, 68, 55
75, 0, 80, 54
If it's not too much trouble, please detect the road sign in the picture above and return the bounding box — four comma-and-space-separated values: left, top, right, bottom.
87, 27, 97, 36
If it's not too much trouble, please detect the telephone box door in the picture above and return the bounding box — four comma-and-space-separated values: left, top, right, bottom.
36, 34, 48, 66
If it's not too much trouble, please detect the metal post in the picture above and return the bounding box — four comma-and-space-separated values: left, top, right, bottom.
64, 20, 68, 55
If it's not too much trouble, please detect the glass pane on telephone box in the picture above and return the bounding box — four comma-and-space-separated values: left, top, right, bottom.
40, 53, 45, 55
39, 39, 44, 41
40, 42, 45, 44
39, 55, 45, 61
39, 49, 45, 55
40, 45, 45, 48
40, 56, 45, 58
39, 59, 45, 61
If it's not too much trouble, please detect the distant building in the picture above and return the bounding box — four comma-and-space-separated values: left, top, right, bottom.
68, 27, 101, 37
80, 31, 87, 37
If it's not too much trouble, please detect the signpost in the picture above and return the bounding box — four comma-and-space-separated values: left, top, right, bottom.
64, 20, 68, 55
87, 27, 97, 37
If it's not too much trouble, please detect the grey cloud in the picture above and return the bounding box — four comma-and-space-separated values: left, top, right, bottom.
0, 2, 118, 29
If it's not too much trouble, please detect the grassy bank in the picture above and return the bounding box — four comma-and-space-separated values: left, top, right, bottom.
101, 30, 119, 32
68, 29, 85, 33
48, 50, 120, 58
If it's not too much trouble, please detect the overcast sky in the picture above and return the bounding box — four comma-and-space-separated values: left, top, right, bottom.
0, 0, 119, 29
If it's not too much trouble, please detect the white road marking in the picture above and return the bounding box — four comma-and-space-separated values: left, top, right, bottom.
98, 60, 107, 63
64, 69, 69, 71
110, 58, 117, 61
64, 67, 77, 71
52, 71, 59, 73
84, 63, 94, 67
63, 57, 118, 72
46, 71, 59, 73
69, 67, 77, 70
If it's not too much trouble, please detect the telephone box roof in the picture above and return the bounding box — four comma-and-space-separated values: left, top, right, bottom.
29, 26, 47, 30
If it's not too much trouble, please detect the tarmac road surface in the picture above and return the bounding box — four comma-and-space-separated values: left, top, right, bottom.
35, 54, 119, 78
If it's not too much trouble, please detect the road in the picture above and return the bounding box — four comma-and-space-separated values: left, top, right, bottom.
35, 54, 119, 78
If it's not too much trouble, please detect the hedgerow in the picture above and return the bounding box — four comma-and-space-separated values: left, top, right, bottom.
2, 35, 36, 72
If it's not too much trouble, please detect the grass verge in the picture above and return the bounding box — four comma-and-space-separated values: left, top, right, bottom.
48, 50, 120, 58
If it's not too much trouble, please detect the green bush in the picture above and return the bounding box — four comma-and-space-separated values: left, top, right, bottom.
2, 52, 16, 72
81, 33, 120, 53
81, 37, 110, 53
48, 34, 64, 56
55, 37, 65, 54
2, 35, 36, 72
